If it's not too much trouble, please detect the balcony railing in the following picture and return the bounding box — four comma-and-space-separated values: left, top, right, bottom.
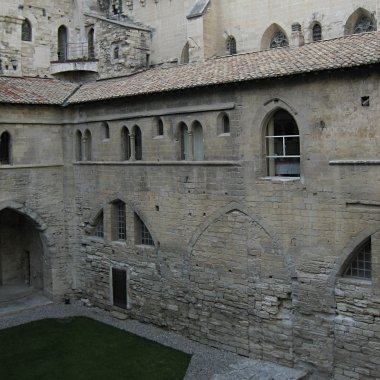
52, 42, 97, 63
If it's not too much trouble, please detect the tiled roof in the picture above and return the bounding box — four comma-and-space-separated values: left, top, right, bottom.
67, 31, 380, 104
0, 32, 379, 106
0, 76, 79, 105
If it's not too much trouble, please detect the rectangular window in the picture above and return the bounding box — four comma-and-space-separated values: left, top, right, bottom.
117, 202, 126, 240
112, 268, 127, 309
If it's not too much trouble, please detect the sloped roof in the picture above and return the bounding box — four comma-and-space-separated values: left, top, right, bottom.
67, 31, 380, 104
0, 31, 379, 106
0, 76, 79, 105
187, 0, 210, 19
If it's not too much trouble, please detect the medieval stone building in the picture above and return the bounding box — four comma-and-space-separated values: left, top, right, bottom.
1, 1, 380, 378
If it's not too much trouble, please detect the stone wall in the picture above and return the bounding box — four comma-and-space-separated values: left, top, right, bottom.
44, 67, 379, 378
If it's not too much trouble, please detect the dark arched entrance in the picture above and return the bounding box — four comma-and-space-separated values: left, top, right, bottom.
0, 208, 44, 291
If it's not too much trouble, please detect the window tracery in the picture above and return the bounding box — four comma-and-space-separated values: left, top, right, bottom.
270, 32, 289, 48
354, 16, 376, 34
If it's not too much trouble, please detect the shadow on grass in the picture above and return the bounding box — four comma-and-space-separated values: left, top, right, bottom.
0, 317, 191, 380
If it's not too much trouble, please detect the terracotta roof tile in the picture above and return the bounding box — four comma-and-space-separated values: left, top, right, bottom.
68, 31, 380, 104
1, 31, 379, 106
0, 76, 79, 105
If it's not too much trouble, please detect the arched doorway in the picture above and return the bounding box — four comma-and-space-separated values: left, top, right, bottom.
0, 208, 44, 292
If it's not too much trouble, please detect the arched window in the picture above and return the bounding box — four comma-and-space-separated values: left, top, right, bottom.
111, 200, 126, 241
58, 25, 68, 62
180, 122, 189, 160
134, 213, 154, 246
21, 19, 32, 42
217, 113, 231, 135
0, 131, 11, 164
101, 122, 110, 140
75, 130, 82, 161
344, 238, 371, 279
312, 23, 322, 41
354, 16, 376, 34
345, 9, 377, 35
121, 126, 131, 160
94, 211, 104, 238
265, 110, 300, 177
226, 36, 237, 55
134, 126, 142, 160
88, 28, 95, 59
157, 119, 164, 136
192, 121, 204, 161
84, 130, 92, 161
270, 31, 289, 48
180, 42, 189, 64
113, 46, 119, 59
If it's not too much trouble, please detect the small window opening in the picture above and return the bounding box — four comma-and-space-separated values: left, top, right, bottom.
135, 214, 154, 246
226, 36, 237, 55
75, 130, 82, 161
312, 23, 322, 41
112, 201, 126, 241
192, 121, 204, 161
0, 131, 11, 164
102, 122, 110, 139
113, 46, 120, 59
88, 28, 95, 59
22, 19, 32, 41
134, 126, 142, 160
180, 123, 189, 160
94, 212, 104, 238
361, 96, 370, 107
222, 114, 230, 134
344, 238, 371, 279
157, 119, 164, 136
121, 126, 131, 160
83, 130, 92, 161
112, 268, 127, 309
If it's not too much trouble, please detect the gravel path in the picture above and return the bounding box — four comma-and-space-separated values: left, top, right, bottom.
0, 303, 308, 380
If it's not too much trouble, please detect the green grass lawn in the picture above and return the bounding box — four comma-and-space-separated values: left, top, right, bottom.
0, 317, 191, 380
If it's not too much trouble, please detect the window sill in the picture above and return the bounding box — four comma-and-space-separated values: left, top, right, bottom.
153, 135, 164, 139
218, 133, 230, 137
260, 176, 301, 182
135, 244, 155, 249
337, 277, 372, 286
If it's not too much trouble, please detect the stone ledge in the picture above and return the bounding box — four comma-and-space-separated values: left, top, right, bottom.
73, 161, 241, 166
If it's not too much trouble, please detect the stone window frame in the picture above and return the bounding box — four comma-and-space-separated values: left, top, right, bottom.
133, 125, 142, 161
312, 22, 322, 41
134, 213, 154, 246
83, 129, 92, 161
111, 200, 126, 241
270, 31, 289, 49
217, 112, 231, 136
93, 210, 104, 239
101, 122, 110, 140
121, 126, 131, 160
345, 8, 377, 36
226, 35, 237, 55
21, 18, 32, 42
157, 118, 164, 137
343, 238, 372, 280
0, 131, 12, 165
75, 130, 83, 161
264, 109, 300, 178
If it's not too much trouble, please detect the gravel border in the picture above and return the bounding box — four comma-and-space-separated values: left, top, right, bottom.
0, 303, 308, 380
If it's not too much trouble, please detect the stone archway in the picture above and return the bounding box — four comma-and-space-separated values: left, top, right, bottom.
0, 208, 45, 296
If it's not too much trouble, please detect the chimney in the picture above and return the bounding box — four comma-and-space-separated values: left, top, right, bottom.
291, 23, 305, 47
